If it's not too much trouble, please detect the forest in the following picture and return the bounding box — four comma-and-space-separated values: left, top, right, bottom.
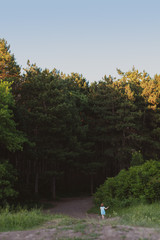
1, 38, 160, 205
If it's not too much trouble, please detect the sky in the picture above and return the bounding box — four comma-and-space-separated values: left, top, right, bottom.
1, 0, 160, 83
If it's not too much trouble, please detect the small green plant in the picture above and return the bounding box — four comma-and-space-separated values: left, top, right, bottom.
138, 238, 150, 240
73, 223, 87, 233
58, 238, 88, 240
58, 216, 78, 226
0, 161, 18, 205
89, 232, 100, 238
121, 236, 126, 240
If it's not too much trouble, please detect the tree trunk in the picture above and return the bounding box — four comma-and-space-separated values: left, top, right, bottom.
35, 172, 39, 195
90, 174, 94, 195
26, 172, 30, 185
52, 176, 56, 200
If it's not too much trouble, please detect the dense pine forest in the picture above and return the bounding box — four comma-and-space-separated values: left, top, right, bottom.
1, 38, 160, 205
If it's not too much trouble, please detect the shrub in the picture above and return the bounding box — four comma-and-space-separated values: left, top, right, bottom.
94, 160, 160, 208
130, 151, 144, 166
0, 161, 18, 205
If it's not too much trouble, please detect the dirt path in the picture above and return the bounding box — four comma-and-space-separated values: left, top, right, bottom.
48, 196, 98, 219
0, 197, 160, 240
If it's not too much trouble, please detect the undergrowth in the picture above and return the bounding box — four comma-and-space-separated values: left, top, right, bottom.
0, 206, 54, 232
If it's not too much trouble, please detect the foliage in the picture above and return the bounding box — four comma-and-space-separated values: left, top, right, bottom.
2, 38, 160, 201
0, 161, 18, 204
94, 160, 160, 207
0, 39, 26, 152
0, 39, 27, 206
130, 151, 144, 166
15, 63, 90, 198
0, 38, 20, 90
0, 80, 26, 152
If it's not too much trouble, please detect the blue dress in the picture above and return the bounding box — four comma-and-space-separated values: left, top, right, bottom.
100, 206, 106, 215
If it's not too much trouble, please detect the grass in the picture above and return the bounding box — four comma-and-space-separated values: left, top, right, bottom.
73, 223, 87, 233
57, 217, 87, 233
113, 202, 160, 228
89, 202, 160, 228
59, 237, 99, 240
1, 201, 160, 239
0, 205, 55, 232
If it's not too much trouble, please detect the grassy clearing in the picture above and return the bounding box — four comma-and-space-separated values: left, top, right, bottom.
89, 202, 160, 228
0, 208, 99, 239
1, 202, 160, 238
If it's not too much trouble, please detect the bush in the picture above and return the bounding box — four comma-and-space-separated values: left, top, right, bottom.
130, 151, 144, 166
94, 160, 160, 208
0, 161, 18, 205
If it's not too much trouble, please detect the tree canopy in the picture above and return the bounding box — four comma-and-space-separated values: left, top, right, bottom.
1, 38, 160, 203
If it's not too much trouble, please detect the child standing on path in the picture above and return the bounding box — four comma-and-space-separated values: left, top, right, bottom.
100, 203, 109, 219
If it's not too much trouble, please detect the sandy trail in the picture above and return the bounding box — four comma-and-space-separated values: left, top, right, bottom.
48, 196, 98, 218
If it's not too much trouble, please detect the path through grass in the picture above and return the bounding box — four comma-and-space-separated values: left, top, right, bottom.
0, 202, 160, 240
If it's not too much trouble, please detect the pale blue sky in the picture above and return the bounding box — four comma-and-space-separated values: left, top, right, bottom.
1, 0, 160, 83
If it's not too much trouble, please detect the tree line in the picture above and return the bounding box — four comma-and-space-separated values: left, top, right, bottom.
1, 38, 160, 204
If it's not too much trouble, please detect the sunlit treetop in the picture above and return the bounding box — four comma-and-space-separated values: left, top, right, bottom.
0, 38, 20, 82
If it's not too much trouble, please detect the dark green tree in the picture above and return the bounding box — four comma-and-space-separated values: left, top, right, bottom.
16, 64, 90, 198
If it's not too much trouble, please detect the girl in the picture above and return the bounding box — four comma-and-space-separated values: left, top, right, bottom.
100, 203, 109, 219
